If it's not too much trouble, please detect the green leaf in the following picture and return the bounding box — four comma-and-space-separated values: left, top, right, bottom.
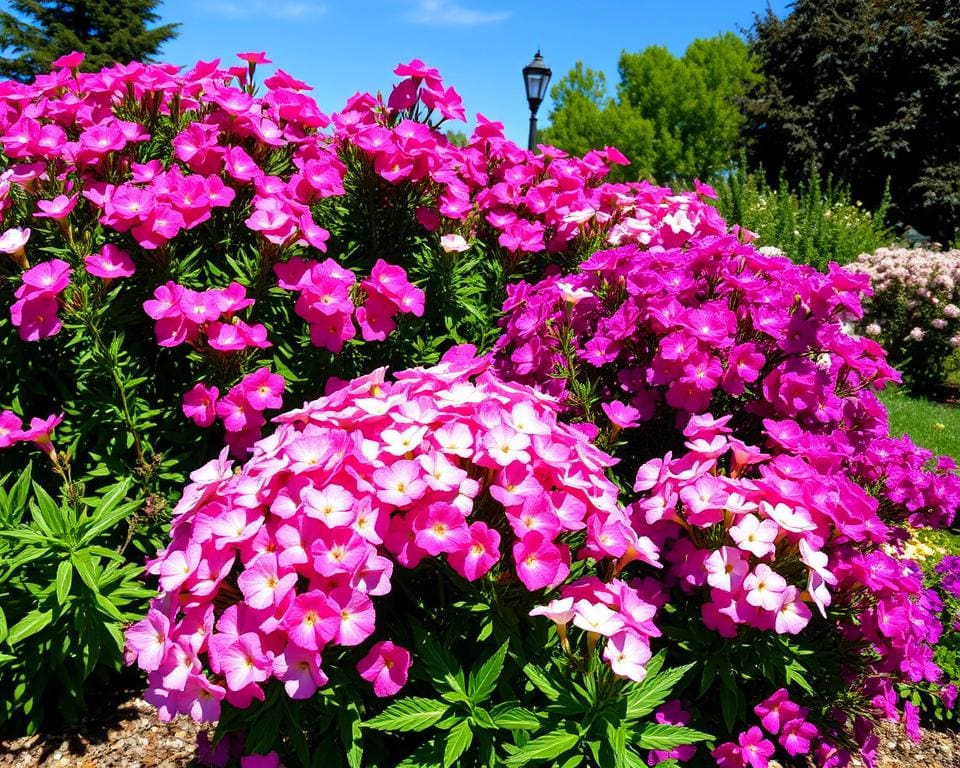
396, 737, 445, 768
443, 720, 473, 768
636, 724, 713, 752
55, 559, 73, 604
504, 725, 580, 766
468, 641, 509, 704
364, 697, 450, 732
523, 664, 560, 699
491, 703, 540, 731
625, 663, 694, 721
605, 721, 628, 768
340, 697, 363, 768
6, 609, 52, 646
71, 551, 99, 593
29, 483, 65, 538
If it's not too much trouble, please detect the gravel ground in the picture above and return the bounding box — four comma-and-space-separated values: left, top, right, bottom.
1, 696, 958, 767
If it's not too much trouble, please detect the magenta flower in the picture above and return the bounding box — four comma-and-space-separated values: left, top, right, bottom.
780, 717, 818, 756
356, 640, 412, 697
85, 244, 135, 279
513, 531, 569, 591
274, 645, 327, 700
35, 194, 78, 220
124, 608, 171, 672
738, 727, 775, 768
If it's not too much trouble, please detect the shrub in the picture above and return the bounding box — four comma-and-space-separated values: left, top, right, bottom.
846, 246, 960, 396
713, 162, 893, 272
493, 182, 959, 765
1, 51, 957, 768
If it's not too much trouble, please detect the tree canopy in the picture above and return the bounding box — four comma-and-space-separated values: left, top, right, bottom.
542, 33, 759, 184
744, 0, 960, 241
0, 0, 179, 81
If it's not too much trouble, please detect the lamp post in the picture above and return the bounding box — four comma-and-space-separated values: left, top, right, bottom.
522, 50, 551, 152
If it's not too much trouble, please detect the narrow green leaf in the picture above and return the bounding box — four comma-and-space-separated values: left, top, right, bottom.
71, 551, 99, 593
340, 698, 363, 768
364, 697, 450, 732
625, 663, 694, 721
6, 609, 53, 646
504, 726, 580, 766
636, 724, 713, 751
490, 703, 540, 731
443, 720, 473, 768
468, 641, 509, 704
523, 664, 560, 699
55, 559, 73, 604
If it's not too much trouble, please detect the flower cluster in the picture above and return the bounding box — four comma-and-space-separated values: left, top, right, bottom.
126, 350, 655, 721
491, 180, 960, 763
273, 257, 424, 352
10, 256, 71, 341
182, 367, 285, 457
144, 281, 270, 351
714, 690, 820, 767
847, 246, 960, 393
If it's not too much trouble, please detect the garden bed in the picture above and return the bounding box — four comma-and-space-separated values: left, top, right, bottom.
1, 706, 957, 768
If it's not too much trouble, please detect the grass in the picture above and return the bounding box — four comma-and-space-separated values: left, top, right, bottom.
877, 387, 960, 462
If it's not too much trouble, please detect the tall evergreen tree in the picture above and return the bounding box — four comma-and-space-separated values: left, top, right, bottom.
0, 0, 179, 82
745, 0, 960, 241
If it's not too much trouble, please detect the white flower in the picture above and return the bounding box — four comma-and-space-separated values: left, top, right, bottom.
440, 234, 470, 253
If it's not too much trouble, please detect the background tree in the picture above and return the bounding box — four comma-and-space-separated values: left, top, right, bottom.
542, 33, 758, 184
0, 0, 178, 82
744, 0, 960, 242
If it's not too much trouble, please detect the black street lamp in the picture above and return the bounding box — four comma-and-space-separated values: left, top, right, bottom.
522, 50, 551, 152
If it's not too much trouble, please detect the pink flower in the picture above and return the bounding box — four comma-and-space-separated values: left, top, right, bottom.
275, 645, 328, 700
440, 234, 470, 253
357, 640, 412, 697
410, 503, 469, 557
743, 564, 788, 612
20, 258, 71, 294
327, 587, 376, 646
239, 367, 285, 411
513, 532, 569, 591
282, 590, 339, 651
237, 554, 298, 609
738, 727, 775, 768
774, 586, 812, 635
35, 194, 78, 220
602, 631, 651, 682
0, 410, 23, 448
730, 514, 779, 559
705, 546, 749, 592
124, 608, 171, 671
85, 244, 135, 279
780, 717, 818, 756
601, 400, 642, 429
446, 521, 501, 580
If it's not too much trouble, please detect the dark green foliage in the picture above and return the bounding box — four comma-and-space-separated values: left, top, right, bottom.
543, 34, 759, 184
744, 0, 960, 243
0, 0, 179, 81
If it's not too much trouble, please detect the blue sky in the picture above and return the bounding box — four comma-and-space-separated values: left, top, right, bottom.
9, 0, 793, 145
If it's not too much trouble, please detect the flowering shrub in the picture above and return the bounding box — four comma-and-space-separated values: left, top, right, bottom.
126, 350, 710, 765
848, 246, 960, 395
493, 185, 960, 765
1, 50, 958, 767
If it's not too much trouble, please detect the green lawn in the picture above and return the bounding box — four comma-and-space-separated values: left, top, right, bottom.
877, 387, 960, 462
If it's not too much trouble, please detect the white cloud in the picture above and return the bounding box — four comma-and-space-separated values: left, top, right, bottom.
406, 0, 512, 26
206, 1, 328, 19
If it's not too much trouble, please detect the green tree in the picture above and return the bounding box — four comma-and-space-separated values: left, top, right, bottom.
540, 63, 656, 180
744, 0, 960, 242
0, 0, 179, 82
543, 33, 759, 184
